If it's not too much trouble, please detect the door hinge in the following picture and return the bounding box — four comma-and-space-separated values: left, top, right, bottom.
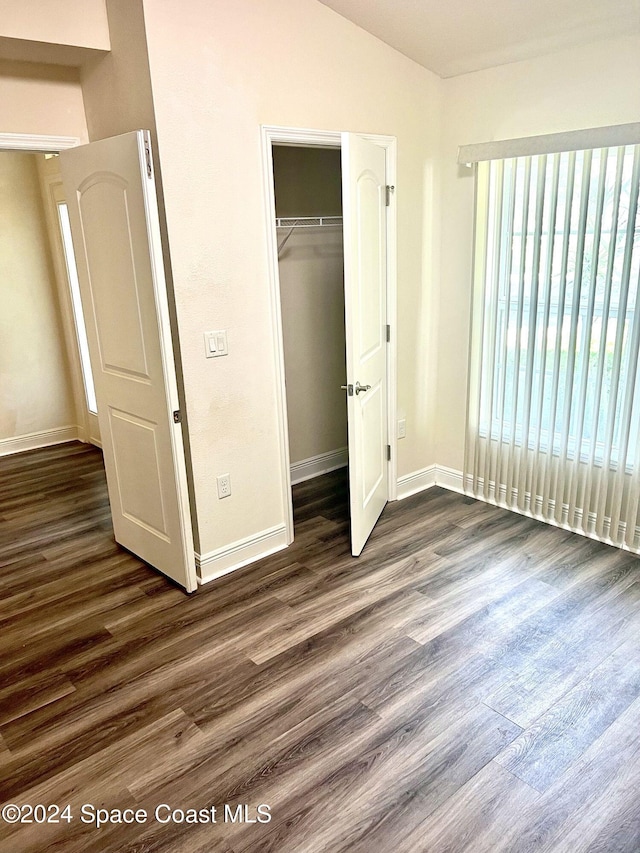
143, 131, 153, 179
386, 324, 391, 342
385, 185, 395, 206
386, 444, 391, 461
173, 410, 182, 424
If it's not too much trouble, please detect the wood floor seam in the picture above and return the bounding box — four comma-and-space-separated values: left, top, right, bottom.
479, 701, 524, 734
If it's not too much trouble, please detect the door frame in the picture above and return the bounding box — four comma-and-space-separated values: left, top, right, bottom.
0, 132, 98, 447
260, 125, 398, 545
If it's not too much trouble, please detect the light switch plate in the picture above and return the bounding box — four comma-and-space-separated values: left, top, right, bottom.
204, 330, 228, 358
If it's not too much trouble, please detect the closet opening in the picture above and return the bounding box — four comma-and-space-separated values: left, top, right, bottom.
271, 143, 349, 534
264, 125, 397, 556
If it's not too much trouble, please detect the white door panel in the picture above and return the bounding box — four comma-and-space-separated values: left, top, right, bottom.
109, 409, 168, 535
60, 130, 197, 592
342, 133, 388, 556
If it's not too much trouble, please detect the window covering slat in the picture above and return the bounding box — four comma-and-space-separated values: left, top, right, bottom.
579, 149, 627, 535
503, 157, 532, 507
566, 150, 609, 526
516, 156, 547, 511
553, 150, 593, 526
531, 153, 561, 504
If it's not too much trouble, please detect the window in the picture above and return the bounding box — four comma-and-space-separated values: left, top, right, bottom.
478, 146, 640, 471
57, 203, 98, 415
467, 142, 640, 551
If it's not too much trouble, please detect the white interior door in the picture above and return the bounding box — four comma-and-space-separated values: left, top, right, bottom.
60, 130, 197, 592
342, 133, 388, 556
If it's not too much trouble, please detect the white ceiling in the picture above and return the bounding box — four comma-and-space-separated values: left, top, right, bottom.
317, 0, 640, 77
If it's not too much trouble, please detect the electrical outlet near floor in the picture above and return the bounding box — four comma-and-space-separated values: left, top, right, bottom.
397, 418, 406, 439
217, 474, 231, 498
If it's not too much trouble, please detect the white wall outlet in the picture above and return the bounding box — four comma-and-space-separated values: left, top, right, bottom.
397, 418, 406, 439
204, 330, 229, 358
216, 473, 231, 498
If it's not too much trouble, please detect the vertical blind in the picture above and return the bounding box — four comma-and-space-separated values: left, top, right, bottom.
465, 144, 640, 552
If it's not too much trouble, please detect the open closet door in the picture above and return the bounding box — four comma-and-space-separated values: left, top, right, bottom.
341, 133, 388, 556
59, 131, 197, 593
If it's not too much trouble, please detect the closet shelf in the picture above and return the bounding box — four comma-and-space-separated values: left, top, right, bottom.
276, 216, 342, 228
276, 216, 343, 255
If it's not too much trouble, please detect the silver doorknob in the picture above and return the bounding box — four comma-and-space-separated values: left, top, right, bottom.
340, 384, 353, 396
355, 382, 371, 395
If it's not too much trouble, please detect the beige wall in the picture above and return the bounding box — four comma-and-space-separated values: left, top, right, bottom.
0, 0, 109, 49
81, 0, 155, 141
0, 59, 87, 139
437, 34, 640, 473
0, 152, 75, 444
141, 0, 442, 555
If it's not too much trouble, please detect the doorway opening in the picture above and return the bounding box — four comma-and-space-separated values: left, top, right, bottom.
1, 131, 197, 592
0, 147, 100, 457
263, 126, 398, 557
272, 143, 349, 535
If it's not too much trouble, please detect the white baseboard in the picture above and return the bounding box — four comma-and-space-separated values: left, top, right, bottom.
396, 464, 466, 500
435, 465, 465, 494
290, 447, 348, 485
396, 465, 436, 499
196, 523, 289, 585
0, 426, 80, 457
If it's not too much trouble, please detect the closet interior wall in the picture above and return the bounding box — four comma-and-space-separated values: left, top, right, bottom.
272, 145, 348, 483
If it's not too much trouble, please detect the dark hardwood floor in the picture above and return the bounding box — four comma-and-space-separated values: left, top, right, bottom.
1, 441, 639, 852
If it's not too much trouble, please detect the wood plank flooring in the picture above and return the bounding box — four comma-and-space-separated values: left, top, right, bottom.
1, 441, 639, 852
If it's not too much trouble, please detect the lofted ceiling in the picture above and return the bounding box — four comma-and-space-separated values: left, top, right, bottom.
317, 0, 640, 77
